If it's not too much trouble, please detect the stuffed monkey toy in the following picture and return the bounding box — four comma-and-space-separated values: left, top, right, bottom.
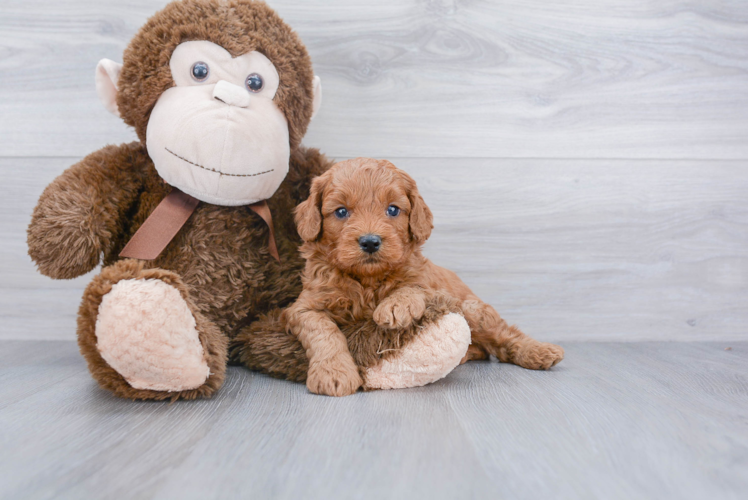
27, 0, 471, 400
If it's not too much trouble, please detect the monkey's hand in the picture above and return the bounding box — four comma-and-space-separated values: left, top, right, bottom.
373, 287, 427, 329
27, 143, 146, 279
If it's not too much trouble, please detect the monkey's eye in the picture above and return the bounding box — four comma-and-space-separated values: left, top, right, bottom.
245, 73, 264, 92
334, 207, 349, 219
387, 205, 401, 217
190, 62, 210, 82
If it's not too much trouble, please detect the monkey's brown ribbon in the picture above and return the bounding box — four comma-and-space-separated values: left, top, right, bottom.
248, 200, 280, 262
119, 188, 280, 263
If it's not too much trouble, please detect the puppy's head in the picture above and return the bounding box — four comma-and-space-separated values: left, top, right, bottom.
295, 158, 433, 277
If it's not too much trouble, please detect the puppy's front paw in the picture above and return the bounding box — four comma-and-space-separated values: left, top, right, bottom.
307, 354, 363, 397
373, 295, 426, 329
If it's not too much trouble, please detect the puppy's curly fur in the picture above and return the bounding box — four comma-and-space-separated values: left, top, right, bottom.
280, 158, 564, 396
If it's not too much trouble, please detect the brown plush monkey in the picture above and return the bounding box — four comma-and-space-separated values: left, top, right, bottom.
27, 0, 335, 400
27, 0, 468, 400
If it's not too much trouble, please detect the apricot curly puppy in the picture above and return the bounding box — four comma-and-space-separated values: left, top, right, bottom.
283, 158, 564, 397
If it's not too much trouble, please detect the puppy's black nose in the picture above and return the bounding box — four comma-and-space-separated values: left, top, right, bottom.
359, 234, 381, 254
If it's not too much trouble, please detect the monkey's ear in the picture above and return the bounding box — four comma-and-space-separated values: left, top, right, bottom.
311, 75, 322, 120
406, 175, 434, 244
294, 174, 329, 242
95, 59, 123, 117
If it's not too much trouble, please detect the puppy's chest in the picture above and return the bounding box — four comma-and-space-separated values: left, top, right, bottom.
327, 283, 394, 324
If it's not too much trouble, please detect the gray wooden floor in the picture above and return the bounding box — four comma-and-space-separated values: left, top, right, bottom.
1, 340, 746, 500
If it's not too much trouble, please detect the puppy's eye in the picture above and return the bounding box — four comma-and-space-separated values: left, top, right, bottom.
334, 207, 349, 219
191, 62, 210, 82
245, 73, 264, 92
387, 205, 401, 217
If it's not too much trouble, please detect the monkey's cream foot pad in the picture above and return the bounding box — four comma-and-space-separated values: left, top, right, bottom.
95, 278, 210, 392
364, 312, 471, 390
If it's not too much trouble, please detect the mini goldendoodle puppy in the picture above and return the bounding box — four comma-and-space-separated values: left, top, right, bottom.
283, 157, 564, 396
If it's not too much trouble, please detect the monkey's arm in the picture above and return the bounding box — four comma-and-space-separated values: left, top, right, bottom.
27, 142, 148, 279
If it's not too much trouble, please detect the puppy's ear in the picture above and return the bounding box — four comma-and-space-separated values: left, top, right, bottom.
404, 173, 433, 243
295, 174, 329, 242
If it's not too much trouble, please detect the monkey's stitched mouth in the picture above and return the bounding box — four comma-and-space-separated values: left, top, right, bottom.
165, 147, 274, 178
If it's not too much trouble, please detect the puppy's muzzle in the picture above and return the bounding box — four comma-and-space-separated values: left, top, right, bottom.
358, 234, 381, 254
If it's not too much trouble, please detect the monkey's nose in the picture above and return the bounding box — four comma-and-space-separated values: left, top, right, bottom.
213, 80, 251, 108
358, 234, 382, 254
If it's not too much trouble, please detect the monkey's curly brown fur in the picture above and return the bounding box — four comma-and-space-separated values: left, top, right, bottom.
27, 0, 335, 400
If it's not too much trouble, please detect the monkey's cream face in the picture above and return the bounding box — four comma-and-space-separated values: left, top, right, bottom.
146, 41, 290, 206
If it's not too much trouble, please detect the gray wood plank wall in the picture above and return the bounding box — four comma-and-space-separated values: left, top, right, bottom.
2, 0, 747, 341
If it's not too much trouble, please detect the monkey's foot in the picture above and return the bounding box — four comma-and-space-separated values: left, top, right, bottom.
363, 313, 471, 390
95, 278, 210, 392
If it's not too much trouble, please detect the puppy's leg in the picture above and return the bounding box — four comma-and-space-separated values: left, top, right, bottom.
460, 344, 489, 364
373, 286, 427, 329
286, 306, 362, 397
461, 300, 563, 370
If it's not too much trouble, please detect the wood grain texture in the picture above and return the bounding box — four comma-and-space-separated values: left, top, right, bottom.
0, 340, 745, 500
401, 157, 748, 342
1, 0, 747, 158
4, 156, 746, 341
